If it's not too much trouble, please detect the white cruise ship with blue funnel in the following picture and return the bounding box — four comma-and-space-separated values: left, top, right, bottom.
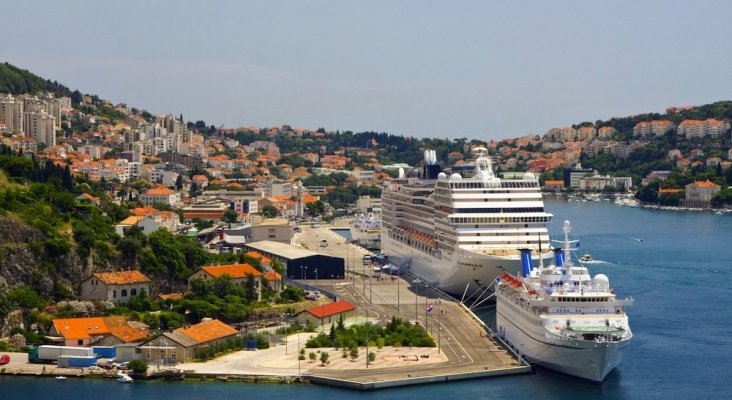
496, 220, 633, 382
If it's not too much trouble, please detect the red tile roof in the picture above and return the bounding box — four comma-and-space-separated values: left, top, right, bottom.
306, 300, 356, 319
200, 263, 263, 278
94, 270, 150, 285
178, 319, 238, 343
109, 325, 149, 343
146, 187, 174, 195
264, 270, 281, 281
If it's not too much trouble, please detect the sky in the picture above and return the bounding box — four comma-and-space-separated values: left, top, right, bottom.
3, 1, 732, 140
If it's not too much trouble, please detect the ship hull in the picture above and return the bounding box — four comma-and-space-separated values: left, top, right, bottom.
382, 235, 552, 296
496, 308, 631, 382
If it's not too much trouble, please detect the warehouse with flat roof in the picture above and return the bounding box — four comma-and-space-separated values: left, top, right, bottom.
243, 240, 345, 280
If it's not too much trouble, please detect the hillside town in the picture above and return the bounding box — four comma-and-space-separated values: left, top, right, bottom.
1, 79, 731, 380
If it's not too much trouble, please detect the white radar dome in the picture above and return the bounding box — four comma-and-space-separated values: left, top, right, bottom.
523, 172, 535, 180
450, 173, 462, 180
438, 172, 447, 179
593, 274, 609, 290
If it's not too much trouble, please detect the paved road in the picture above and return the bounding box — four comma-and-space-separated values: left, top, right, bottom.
290, 224, 522, 383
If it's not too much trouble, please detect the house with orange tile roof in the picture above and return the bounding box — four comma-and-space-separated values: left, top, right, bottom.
245, 251, 272, 269
295, 300, 356, 328
80, 270, 151, 304
94, 316, 150, 346
139, 186, 181, 207
263, 270, 282, 292
138, 319, 239, 365
75, 192, 100, 205
50, 317, 110, 346
543, 180, 565, 192
681, 181, 721, 209
188, 263, 263, 300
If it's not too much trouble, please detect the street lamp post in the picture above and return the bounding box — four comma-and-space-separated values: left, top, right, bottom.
424, 282, 428, 329
314, 268, 318, 288
413, 279, 420, 323
437, 298, 441, 354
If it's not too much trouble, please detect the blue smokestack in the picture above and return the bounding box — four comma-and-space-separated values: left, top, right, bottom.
554, 248, 565, 267
520, 248, 532, 277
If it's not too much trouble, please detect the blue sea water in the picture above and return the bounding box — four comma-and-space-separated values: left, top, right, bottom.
5, 197, 732, 399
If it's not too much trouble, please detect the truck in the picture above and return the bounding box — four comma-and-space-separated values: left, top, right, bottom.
30, 345, 95, 363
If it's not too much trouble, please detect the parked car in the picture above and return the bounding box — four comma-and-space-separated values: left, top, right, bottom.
0, 354, 10, 365
114, 361, 130, 370
304, 291, 321, 300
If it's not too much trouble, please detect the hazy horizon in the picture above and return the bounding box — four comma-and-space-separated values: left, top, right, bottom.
3, 1, 732, 140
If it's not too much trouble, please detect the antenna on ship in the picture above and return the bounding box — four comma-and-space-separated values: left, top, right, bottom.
471, 146, 496, 183
562, 220, 573, 280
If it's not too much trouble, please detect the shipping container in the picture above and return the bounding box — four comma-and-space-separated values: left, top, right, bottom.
37, 345, 94, 361
57, 355, 97, 368
92, 346, 116, 359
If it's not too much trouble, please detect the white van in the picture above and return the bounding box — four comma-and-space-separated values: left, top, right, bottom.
320, 239, 328, 247
372, 266, 382, 278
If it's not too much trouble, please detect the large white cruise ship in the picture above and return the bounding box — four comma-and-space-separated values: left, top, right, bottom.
380, 147, 554, 296
496, 221, 633, 382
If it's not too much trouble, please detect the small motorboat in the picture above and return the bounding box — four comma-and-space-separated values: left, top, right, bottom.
580, 253, 593, 262
55, 375, 67, 381
117, 372, 133, 383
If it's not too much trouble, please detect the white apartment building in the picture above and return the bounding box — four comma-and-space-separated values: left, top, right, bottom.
24, 110, 56, 146
0, 94, 24, 134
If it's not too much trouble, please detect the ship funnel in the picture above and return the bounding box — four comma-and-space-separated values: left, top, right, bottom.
520, 249, 532, 277
553, 248, 565, 268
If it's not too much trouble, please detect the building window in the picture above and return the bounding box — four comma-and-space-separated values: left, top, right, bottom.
113, 290, 117, 298
131, 288, 137, 296
121, 289, 128, 297
268, 234, 276, 239
77, 340, 83, 345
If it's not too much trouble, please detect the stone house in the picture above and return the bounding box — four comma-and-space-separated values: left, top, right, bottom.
80, 271, 151, 304
188, 263, 263, 301
138, 319, 239, 365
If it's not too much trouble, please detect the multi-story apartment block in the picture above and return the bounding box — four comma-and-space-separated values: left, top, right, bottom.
578, 175, 633, 191
24, 110, 56, 146
0, 94, 24, 134
564, 163, 596, 188
576, 126, 597, 141
598, 126, 617, 139
677, 119, 731, 139
633, 120, 675, 137
560, 127, 577, 141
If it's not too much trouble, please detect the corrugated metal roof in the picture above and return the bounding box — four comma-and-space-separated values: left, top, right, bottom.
162, 331, 199, 348
244, 240, 320, 260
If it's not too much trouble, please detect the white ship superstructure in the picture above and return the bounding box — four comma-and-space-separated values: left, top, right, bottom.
350, 211, 381, 250
496, 221, 633, 382
381, 147, 554, 295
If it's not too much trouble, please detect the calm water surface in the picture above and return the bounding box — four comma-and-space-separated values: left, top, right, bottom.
5, 197, 732, 399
